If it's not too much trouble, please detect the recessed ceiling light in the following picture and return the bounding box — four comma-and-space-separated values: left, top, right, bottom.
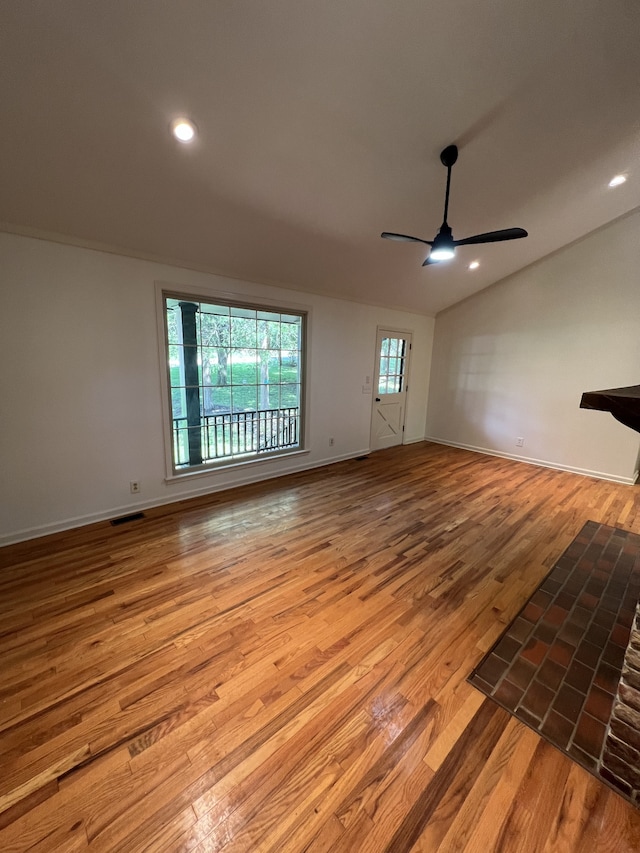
468, 260, 480, 270
171, 118, 197, 143
608, 174, 627, 188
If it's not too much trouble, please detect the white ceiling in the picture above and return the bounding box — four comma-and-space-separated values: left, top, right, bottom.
1, 0, 639, 315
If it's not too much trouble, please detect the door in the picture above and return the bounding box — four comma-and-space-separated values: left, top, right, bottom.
370, 328, 412, 452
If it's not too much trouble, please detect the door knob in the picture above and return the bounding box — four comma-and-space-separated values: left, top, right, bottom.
375, 397, 381, 402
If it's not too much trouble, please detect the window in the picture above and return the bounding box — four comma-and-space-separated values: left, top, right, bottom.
162, 291, 306, 474
377, 336, 406, 394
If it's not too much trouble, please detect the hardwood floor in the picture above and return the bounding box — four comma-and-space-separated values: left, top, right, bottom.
2, 442, 640, 852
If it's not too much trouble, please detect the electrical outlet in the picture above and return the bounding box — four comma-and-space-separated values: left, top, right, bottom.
130, 481, 140, 494
329, 437, 335, 447
516, 437, 524, 448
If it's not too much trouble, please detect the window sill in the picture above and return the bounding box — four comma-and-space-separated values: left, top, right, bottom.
164, 448, 310, 484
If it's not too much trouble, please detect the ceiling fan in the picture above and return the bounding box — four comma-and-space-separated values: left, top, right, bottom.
381, 144, 527, 265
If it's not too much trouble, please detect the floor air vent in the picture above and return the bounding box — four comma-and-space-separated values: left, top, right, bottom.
110, 512, 146, 526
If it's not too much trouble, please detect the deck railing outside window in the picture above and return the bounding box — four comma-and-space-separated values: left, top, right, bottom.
172, 407, 299, 467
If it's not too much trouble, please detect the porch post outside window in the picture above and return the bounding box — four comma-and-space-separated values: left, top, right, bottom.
179, 301, 203, 466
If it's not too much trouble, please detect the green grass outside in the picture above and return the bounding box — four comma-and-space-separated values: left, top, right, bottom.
170, 361, 300, 416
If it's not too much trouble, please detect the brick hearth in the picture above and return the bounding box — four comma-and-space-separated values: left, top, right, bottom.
470, 521, 640, 808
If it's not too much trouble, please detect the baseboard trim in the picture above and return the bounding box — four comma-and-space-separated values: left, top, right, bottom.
0, 448, 370, 548
5, 441, 634, 548
424, 437, 637, 486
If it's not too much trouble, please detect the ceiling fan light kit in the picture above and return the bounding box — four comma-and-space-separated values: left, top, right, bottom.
428, 225, 456, 261
382, 144, 528, 266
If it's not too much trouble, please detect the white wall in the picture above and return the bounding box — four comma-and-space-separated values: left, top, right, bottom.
0, 232, 434, 545
426, 210, 640, 483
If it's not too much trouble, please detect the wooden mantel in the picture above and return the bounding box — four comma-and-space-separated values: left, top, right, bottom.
580, 384, 640, 434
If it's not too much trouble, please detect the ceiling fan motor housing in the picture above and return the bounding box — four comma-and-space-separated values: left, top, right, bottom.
432, 224, 454, 250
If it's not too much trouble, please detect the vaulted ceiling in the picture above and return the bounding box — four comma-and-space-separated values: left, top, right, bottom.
1, 1, 639, 315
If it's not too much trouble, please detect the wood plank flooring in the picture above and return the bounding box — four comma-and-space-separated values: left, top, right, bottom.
2, 442, 640, 852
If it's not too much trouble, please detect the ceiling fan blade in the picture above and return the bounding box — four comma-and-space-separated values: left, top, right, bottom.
454, 227, 528, 247
381, 232, 432, 246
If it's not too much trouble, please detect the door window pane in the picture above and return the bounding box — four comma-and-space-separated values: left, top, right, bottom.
377, 337, 406, 394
